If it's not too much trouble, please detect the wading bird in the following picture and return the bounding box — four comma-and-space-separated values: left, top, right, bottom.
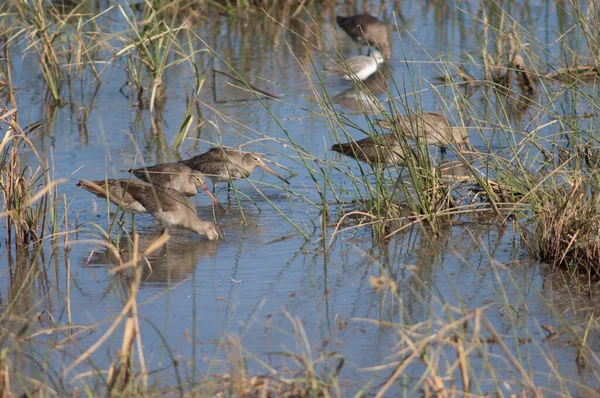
129, 162, 225, 212
180, 147, 290, 194
77, 179, 220, 240
376, 112, 469, 151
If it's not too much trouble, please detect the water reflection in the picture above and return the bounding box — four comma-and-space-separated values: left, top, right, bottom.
541, 270, 600, 337
4, 244, 50, 315
438, 159, 476, 182
213, 202, 271, 242
86, 233, 219, 285
333, 63, 391, 112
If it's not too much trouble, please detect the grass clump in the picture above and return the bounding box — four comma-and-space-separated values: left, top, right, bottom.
0, 109, 65, 248
535, 176, 600, 278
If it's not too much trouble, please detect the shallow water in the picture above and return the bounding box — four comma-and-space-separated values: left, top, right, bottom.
2, 0, 600, 395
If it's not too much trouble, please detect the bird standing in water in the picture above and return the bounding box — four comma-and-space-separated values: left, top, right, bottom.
129, 162, 225, 212
180, 147, 290, 195
77, 179, 220, 240
376, 112, 469, 151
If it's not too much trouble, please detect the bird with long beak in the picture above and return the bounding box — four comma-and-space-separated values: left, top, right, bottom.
77, 179, 220, 240
375, 112, 469, 152
128, 162, 225, 212
180, 147, 290, 195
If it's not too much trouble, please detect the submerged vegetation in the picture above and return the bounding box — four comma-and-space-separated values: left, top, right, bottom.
1, 0, 600, 396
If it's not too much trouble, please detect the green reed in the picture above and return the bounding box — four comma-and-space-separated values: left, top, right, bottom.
10, 0, 65, 101
116, 3, 191, 113
173, 30, 211, 151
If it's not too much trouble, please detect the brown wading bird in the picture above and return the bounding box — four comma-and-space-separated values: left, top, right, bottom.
331, 134, 407, 166
129, 162, 226, 212
77, 179, 220, 240
180, 147, 290, 194
336, 13, 391, 60
376, 112, 469, 151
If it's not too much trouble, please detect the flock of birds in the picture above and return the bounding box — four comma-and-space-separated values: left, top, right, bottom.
78, 13, 469, 240
334, 112, 469, 166
78, 148, 288, 240
327, 15, 469, 166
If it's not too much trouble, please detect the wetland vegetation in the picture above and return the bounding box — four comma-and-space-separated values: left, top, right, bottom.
1, 0, 600, 396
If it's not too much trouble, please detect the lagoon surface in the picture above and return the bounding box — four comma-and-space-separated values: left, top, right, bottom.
1, 0, 600, 395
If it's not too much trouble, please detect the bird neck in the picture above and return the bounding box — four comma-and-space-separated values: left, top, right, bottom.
239, 157, 256, 176
379, 43, 391, 60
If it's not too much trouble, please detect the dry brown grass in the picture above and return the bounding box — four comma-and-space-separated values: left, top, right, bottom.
0, 106, 64, 249
536, 177, 600, 279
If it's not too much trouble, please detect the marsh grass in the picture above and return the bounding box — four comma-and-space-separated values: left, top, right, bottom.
349, 250, 600, 397
298, 57, 478, 239
2, 1, 600, 396
224, 1, 600, 288
195, 313, 344, 396
465, 3, 600, 279
10, 0, 68, 102
0, 106, 67, 249
533, 174, 600, 279
0, 233, 158, 397
290, 0, 600, 280
116, 3, 186, 112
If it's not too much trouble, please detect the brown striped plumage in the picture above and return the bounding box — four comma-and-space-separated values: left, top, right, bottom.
129, 163, 202, 196
77, 179, 148, 213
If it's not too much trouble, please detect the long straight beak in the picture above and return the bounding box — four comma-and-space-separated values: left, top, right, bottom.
259, 162, 290, 185
200, 183, 226, 213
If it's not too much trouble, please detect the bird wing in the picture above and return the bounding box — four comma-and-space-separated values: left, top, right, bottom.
181, 147, 249, 181
124, 183, 198, 216
78, 179, 146, 211
132, 163, 185, 186
180, 148, 227, 171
